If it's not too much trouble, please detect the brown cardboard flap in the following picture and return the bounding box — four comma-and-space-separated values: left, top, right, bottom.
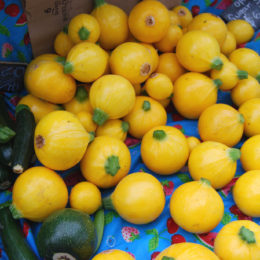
24, 0, 182, 57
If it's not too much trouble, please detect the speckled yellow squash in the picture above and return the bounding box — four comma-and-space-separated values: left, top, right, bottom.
214, 220, 260, 260
80, 136, 131, 188
102, 172, 165, 224
34, 111, 90, 171
10, 166, 68, 222
141, 126, 189, 175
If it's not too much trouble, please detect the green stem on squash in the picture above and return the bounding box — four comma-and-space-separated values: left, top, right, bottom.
94, 0, 106, 7
55, 56, 66, 66
153, 130, 166, 141
78, 27, 90, 41
92, 108, 109, 126
102, 196, 115, 211
75, 86, 88, 103
237, 70, 248, 80
105, 155, 120, 176
239, 226, 256, 244
256, 73, 260, 83
93, 209, 105, 254
199, 178, 211, 186
239, 114, 245, 124
63, 62, 74, 74
121, 121, 129, 133
89, 131, 95, 142
211, 58, 223, 70
9, 203, 23, 219
213, 79, 222, 89
142, 100, 151, 111
162, 257, 175, 260
227, 148, 241, 162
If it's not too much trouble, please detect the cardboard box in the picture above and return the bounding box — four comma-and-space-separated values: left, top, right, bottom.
22, 0, 182, 57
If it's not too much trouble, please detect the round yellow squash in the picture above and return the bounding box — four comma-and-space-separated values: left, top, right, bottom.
172, 5, 193, 28
76, 111, 97, 133
80, 136, 131, 188
198, 103, 244, 147
103, 172, 165, 224
186, 136, 201, 152
10, 166, 68, 222
64, 42, 108, 83
54, 27, 74, 57
18, 94, 60, 123
110, 42, 153, 84
34, 110, 90, 171
141, 126, 189, 175
92, 249, 134, 260
188, 141, 240, 189
233, 170, 260, 217
221, 31, 236, 56
170, 178, 224, 233
25, 59, 76, 104
91, 0, 129, 50
214, 220, 260, 260
123, 96, 167, 139
155, 242, 220, 260
89, 74, 135, 126
176, 30, 223, 72
140, 43, 159, 73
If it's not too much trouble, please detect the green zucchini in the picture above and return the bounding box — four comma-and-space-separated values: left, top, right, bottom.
0, 206, 38, 260
0, 94, 15, 130
36, 208, 97, 260
0, 140, 13, 166
11, 104, 35, 174
0, 164, 14, 190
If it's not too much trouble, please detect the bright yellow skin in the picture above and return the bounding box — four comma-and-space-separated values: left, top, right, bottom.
76, 111, 97, 133
128, 0, 170, 43
227, 20, 254, 45
92, 249, 134, 260
158, 98, 171, 108
54, 30, 74, 57
123, 96, 167, 139
144, 73, 173, 101
111, 172, 165, 224
198, 104, 244, 147
172, 5, 193, 28
240, 135, 260, 171
231, 76, 260, 107
12, 166, 68, 222
188, 141, 239, 189
169, 10, 181, 26
70, 182, 101, 215
229, 48, 260, 79
65, 42, 108, 83
188, 13, 227, 46
187, 136, 201, 152
211, 60, 246, 90
110, 42, 153, 84
68, 14, 100, 44
214, 220, 260, 260
91, 2, 128, 50
34, 111, 89, 171
96, 119, 128, 141
173, 72, 218, 119
176, 30, 222, 72
80, 136, 131, 188
239, 98, 260, 137
154, 24, 183, 53
170, 179, 224, 233
140, 43, 159, 73
25, 59, 76, 104
64, 87, 93, 114
233, 170, 260, 217
18, 94, 60, 123
155, 242, 220, 260
141, 126, 189, 175
156, 53, 185, 83
89, 74, 135, 120
32, 53, 59, 63
221, 31, 236, 55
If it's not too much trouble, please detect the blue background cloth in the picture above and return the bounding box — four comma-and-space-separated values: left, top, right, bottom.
0, 0, 260, 259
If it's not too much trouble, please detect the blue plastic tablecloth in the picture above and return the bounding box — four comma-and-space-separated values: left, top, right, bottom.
0, 0, 260, 259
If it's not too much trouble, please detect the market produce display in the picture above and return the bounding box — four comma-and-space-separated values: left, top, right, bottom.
0, 0, 260, 259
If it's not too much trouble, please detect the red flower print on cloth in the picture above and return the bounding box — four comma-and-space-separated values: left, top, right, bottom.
5, 3, 20, 17
1, 42, 13, 58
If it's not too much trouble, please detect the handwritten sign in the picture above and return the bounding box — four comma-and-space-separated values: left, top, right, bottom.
0, 62, 27, 93
221, 0, 260, 30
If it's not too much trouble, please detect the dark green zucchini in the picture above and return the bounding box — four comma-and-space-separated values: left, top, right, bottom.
0, 164, 15, 190
0, 140, 13, 166
11, 104, 35, 174
0, 94, 15, 130
0, 206, 38, 260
